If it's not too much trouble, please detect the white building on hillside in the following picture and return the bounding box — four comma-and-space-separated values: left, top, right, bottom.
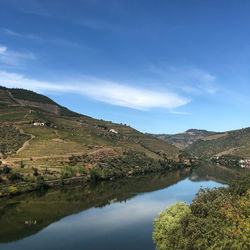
109, 129, 118, 134
33, 122, 45, 126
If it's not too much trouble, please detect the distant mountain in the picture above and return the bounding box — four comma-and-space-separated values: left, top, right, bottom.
185, 127, 250, 158
150, 129, 218, 149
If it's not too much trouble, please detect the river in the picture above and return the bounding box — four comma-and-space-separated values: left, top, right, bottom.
0, 163, 246, 250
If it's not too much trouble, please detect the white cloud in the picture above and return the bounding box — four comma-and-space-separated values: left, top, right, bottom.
0, 70, 189, 111
0, 45, 7, 54
0, 45, 35, 67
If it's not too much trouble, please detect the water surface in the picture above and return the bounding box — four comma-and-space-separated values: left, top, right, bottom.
0, 163, 245, 250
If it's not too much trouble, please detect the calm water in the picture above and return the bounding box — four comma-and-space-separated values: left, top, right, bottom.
0, 163, 245, 250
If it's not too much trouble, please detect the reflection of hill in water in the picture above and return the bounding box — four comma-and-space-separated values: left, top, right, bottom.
0, 163, 247, 244
0, 168, 191, 243
189, 162, 248, 184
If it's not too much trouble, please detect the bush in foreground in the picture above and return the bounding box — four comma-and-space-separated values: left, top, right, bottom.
153, 174, 250, 250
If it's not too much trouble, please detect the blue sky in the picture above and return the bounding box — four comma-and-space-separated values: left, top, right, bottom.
0, 0, 250, 134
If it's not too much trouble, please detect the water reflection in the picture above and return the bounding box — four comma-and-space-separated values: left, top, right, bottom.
0, 163, 246, 250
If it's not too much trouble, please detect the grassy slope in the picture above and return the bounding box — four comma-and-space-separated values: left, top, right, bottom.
0, 87, 180, 172
186, 127, 250, 158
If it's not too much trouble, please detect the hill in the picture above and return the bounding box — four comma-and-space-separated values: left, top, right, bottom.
0, 86, 195, 196
185, 127, 250, 158
150, 129, 218, 149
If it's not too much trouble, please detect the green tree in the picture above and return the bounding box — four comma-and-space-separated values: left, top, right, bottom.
153, 202, 190, 250
153, 175, 250, 250
89, 167, 101, 182
20, 161, 24, 168
3, 165, 11, 174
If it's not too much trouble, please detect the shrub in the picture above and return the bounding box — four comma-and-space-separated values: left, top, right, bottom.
32, 167, 39, 176
153, 202, 191, 250
153, 175, 250, 250
20, 161, 25, 168
3, 165, 11, 174
89, 167, 102, 182
61, 166, 77, 178
36, 176, 49, 190
8, 186, 18, 194
8, 172, 23, 182
78, 166, 86, 175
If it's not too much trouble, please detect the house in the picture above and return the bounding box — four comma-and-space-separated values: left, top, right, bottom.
109, 129, 118, 134
33, 122, 45, 126
239, 159, 250, 168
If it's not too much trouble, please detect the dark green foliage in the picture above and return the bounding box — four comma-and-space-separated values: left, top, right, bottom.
60, 107, 80, 117
32, 167, 39, 177
97, 124, 108, 130
9, 88, 57, 105
89, 167, 102, 182
20, 161, 24, 168
0, 103, 8, 107
228, 174, 250, 196
3, 165, 11, 174
36, 176, 49, 191
8, 172, 23, 182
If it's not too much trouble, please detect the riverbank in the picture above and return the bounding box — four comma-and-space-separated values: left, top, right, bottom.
0, 152, 197, 198
0, 164, 230, 249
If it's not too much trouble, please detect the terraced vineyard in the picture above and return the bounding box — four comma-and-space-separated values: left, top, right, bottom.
0, 86, 196, 197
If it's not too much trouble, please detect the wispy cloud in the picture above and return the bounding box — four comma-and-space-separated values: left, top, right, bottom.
0, 70, 189, 111
0, 45, 35, 67
4, 29, 81, 48
4, 28, 40, 40
149, 64, 218, 95
78, 19, 116, 31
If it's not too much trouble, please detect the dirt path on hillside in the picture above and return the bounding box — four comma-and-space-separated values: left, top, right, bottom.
14, 127, 36, 155
16, 134, 35, 154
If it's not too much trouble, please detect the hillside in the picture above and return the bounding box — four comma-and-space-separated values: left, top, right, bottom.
0, 86, 195, 196
0, 86, 180, 160
150, 129, 218, 149
186, 127, 250, 158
